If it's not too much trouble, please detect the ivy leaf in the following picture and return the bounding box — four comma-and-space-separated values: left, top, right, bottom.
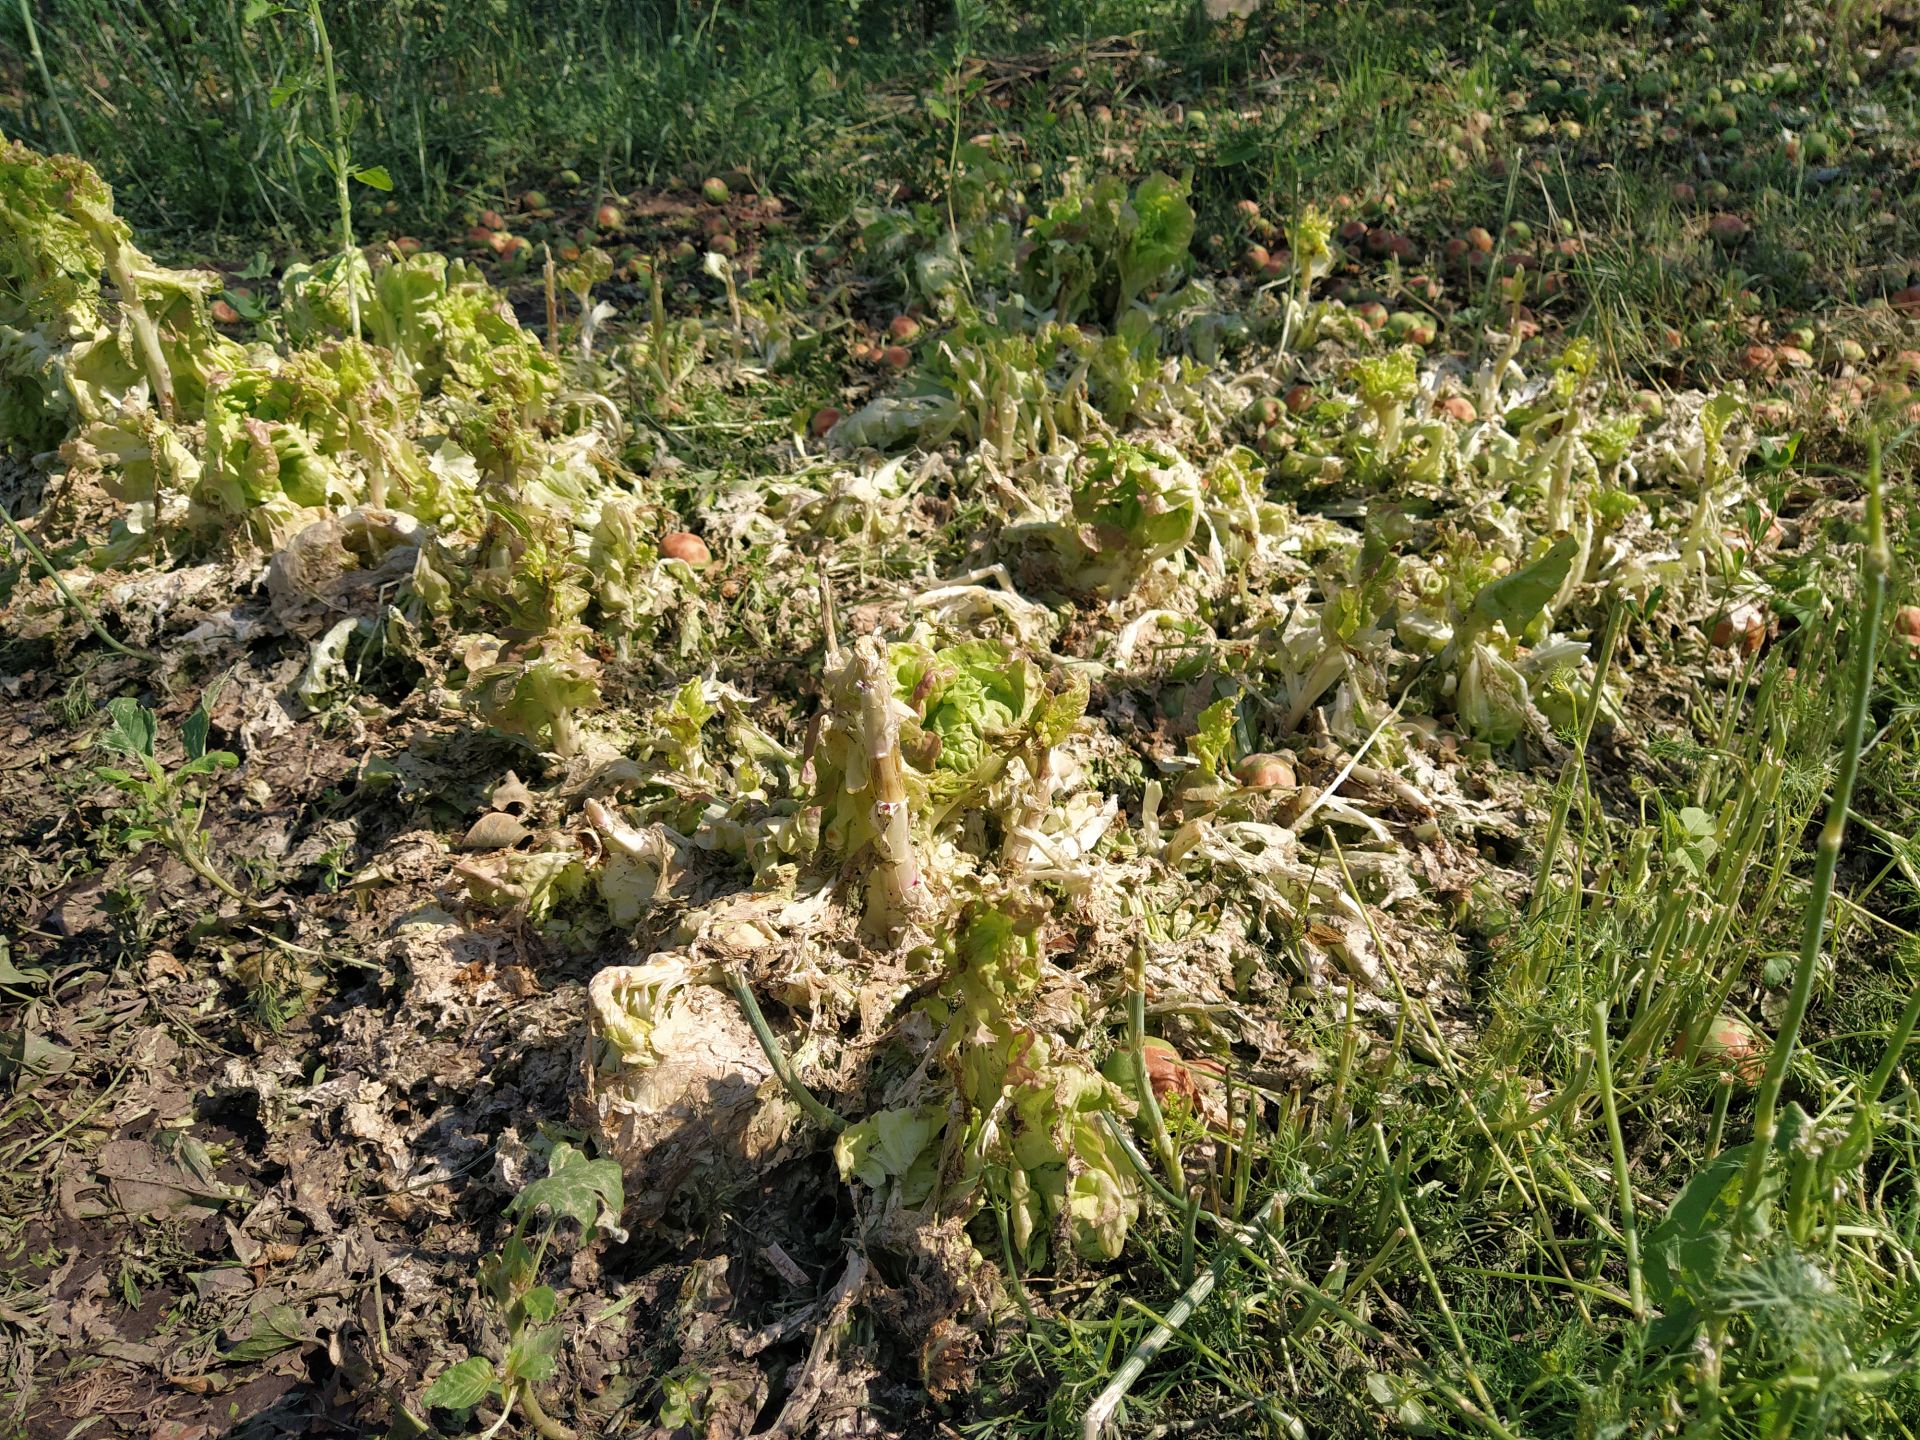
509, 1142, 624, 1238
421, 1355, 498, 1410
101, 697, 156, 761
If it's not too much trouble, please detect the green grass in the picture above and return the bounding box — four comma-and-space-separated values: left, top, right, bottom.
6, 0, 1916, 385
4, 2, 1920, 1437
976, 497, 1920, 1437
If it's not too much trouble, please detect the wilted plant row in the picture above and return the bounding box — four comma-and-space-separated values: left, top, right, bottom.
4, 132, 1917, 1436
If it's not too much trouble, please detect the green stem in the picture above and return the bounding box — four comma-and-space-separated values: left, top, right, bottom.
17, 0, 79, 155
307, 0, 359, 341
515, 1379, 575, 1440
0, 498, 159, 661
166, 816, 264, 907
1530, 600, 1626, 920
1373, 1124, 1501, 1419
1128, 944, 1185, 1194
1835, 979, 1920, 1170
724, 966, 847, 1133
1738, 437, 1888, 1234
1591, 1001, 1646, 1320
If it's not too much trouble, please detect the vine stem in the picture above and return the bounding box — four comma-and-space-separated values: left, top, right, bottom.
17, 0, 79, 155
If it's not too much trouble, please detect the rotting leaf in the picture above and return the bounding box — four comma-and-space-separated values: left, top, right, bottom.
0, 938, 48, 989
0, 1027, 73, 1092
219, 1304, 311, 1363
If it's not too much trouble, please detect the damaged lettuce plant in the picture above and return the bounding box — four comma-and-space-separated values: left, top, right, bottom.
834, 910, 1143, 1265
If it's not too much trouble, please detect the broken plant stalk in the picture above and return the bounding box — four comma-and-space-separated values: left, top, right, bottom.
307, 0, 360, 342
1080, 1188, 1284, 1440
543, 245, 559, 359
649, 255, 673, 398
846, 636, 925, 935
1082, 1176, 1519, 1440
97, 239, 176, 418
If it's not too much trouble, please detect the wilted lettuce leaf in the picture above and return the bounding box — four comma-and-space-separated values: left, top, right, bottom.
1030, 671, 1089, 751
648, 677, 717, 775
1117, 172, 1195, 312
834, 1105, 946, 1207
0, 141, 114, 337
941, 911, 1138, 1264
279, 252, 374, 346
1473, 535, 1579, 635
1457, 641, 1534, 746
464, 637, 601, 756
1022, 171, 1193, 324
1070, 436, 1202, 586
1697, 392, 1746, 487
455, 848, 587, 921
826, 394, 960, 451
892, 639, 1036, 787
1067, 1124, 1139, 1260
0, 323, 72, 451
